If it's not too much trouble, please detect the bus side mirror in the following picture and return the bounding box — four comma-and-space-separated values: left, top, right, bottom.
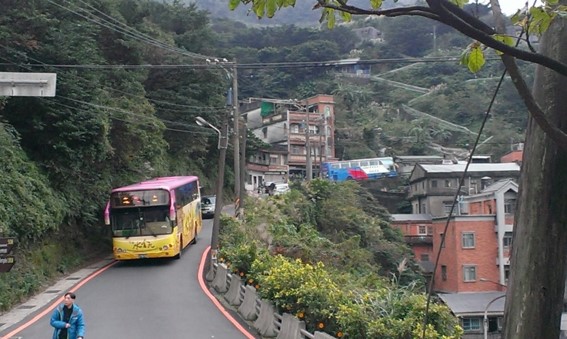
104, 202, 110, 225
169, 205, 176, 222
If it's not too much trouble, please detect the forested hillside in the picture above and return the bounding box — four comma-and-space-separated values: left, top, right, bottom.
0, 0, 527, 311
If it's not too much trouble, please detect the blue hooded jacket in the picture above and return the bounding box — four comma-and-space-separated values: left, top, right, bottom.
50, 303, 85, 339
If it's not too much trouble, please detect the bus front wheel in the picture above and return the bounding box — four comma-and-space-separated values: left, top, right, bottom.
174, 236, 183, 259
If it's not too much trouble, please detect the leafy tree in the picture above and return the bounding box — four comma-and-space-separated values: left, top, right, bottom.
228, 0, 567, 338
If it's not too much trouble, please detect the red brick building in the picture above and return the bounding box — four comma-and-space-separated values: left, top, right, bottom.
394, 179, 518, 337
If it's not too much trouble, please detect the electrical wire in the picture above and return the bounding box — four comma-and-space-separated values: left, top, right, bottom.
419, 27, 527, 339
0, 45, 226, 111
0, 54, 219, 135
46, 0, 222, 62
0, 56, 503, 70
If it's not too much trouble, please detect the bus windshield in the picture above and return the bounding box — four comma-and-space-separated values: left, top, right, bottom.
111, 207, 172, 237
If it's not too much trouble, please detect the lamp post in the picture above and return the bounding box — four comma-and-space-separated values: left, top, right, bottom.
483, 294, 506, 339
196, 115, 228, 280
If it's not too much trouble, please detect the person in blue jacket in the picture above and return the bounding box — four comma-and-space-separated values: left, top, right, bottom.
50, 292, 85, 339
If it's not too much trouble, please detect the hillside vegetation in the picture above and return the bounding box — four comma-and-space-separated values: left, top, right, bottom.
0, 0, 527, 313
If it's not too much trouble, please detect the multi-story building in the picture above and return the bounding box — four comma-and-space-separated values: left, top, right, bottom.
242, 94, 336, 191
390, 214, 434, 281
394, 175, 518, 338
408, 162, 520, 217
433, 179, 517, 338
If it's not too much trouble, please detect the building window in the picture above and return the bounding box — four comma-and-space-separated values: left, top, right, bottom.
421, 254, 430, 262
441, 265, 447, 281
505, 198, 516, 214
463, 265, 477, 282
290, 146, 304, 154
444, 179, 452, 188
440, 233, 445, 248
462, 317, 482, 331
418, 225, 427, 235
443, 201, 454, 215
462, 232, 475, 248
503, 232, 513, 248
431, 180, 438, 188
421, 203, 426, 213
290, 124, 299, 133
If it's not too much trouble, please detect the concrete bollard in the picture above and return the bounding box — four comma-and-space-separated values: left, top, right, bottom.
224, 275, 243, 306
212, 263, 229, 293
237, 285, 259, 321
314, 331, 337, 339
253, 300, 278, 337
276, 313, 305, 339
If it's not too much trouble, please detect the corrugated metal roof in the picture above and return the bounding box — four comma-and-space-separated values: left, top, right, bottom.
421, 163, 520, 173
438, 292, 505, 315
391, 214, 432, 222
480, 179, 518, 194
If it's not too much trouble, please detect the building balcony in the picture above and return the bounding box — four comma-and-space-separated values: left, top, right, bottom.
494, 223, 514, 232
408, 187, 470, 198
247, 162, 288, 173
262, 112, 287, 124
404, 235, 433, 245
496, 256, 510, 266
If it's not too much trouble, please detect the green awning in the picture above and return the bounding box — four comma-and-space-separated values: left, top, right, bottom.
260, 101, 275, 117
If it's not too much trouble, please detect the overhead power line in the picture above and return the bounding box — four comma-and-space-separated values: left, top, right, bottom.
46, 0, 225, 62
0, 55, 503, 71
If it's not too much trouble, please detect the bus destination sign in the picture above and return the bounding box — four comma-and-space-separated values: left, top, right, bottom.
0, 237, 16, 272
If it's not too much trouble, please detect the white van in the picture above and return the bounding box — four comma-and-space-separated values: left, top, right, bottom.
273, 183, 290, 195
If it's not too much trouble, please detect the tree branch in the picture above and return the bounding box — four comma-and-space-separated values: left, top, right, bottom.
502, 55, 567, 151
489, 0, 567, 151
320, 0, 567, 77
428, 0, 567, 77
319, 3, 440, 20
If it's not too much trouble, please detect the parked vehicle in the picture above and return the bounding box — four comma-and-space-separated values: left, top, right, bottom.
263, 182, 276, 194
273, 183, 290, 195
201, 195, 216, 219
321, 156, 397, 182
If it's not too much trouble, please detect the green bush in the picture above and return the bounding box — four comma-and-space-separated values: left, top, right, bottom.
252, 255, 344, 334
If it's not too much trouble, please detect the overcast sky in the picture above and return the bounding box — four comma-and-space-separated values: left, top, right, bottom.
490, 0, 541, 15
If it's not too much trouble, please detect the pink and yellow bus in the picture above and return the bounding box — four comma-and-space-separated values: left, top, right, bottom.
104, 176, 202, 260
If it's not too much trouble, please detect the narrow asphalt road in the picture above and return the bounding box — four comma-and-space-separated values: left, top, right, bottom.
0, 216, 256, 339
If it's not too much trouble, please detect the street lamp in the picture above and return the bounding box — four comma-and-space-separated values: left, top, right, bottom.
196, 116, 221, 149
196, 115, 228, 280
483, 294, 506, 339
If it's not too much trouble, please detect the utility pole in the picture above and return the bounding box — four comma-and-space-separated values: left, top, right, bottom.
239, 117, 246, 218
232, 59, 240, 205
305, 107, 312, 181
319, 118, 324, 177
